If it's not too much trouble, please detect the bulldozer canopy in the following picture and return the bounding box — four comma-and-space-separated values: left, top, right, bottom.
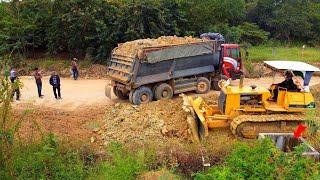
264, 61, 320, 86
264, 61, 320, 72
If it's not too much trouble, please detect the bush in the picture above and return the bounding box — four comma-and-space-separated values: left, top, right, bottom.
90, 142, 155, 180
194, 138, 320, 179
0, 134, 95, 179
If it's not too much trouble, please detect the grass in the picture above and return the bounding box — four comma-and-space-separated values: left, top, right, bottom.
92, 143, 147, 180
0, 133, 104, 179
245, 46, 320, 62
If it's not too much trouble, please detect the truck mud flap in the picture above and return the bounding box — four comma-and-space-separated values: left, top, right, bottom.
105, 85, 113, 98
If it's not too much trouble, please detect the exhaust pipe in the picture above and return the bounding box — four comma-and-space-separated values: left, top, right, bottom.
239, 75, 244, 88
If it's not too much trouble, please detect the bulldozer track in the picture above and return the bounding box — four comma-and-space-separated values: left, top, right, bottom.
230, 113, 306, 138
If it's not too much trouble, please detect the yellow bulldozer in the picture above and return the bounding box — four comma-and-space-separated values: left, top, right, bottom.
182, 61, 320, 142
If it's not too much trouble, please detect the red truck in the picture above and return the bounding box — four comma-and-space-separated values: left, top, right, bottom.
221, 43, 242, 80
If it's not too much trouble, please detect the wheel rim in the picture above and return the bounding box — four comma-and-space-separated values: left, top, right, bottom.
162, 90, 168, 97
140, 93, 149, 102
198, 82, 208, 92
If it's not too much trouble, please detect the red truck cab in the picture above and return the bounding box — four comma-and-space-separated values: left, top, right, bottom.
221, 44, 242, 80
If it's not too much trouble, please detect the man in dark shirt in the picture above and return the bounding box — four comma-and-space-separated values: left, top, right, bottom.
49, 71, 61, 99
34, 67, 43, 98
276, 71, 296, 90
272, 71, 297, 100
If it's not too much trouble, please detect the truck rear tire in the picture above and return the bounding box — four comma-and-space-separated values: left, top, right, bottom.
129, 90, 134, 103
152, 83, 160, 99
132, 86, 153, 105
196, 77, 210, 94
113, 87, 129, 100
154, 83, 173, 100
212, 75, 228, 91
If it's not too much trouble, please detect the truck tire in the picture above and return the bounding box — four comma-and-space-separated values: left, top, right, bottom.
113, 86, 129, 100
152, 83, 160, 99
132, 86, 153, 105
196, 77, 210, 94
154, 83, 173, 100
129, 90, 134, 103
212, 75, 228, 91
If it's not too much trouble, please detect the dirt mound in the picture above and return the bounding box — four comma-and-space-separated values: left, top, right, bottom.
84, 64, 107, 78
114, 36, 209, 57
58, 64, 108, 78
311, 83, 320, 96
308, 83, 320, 151
242, 62, 273, 78
311, 63, 320, 76
100, 94, 224, 147
310, 83, 320, 107
101, 98, 190, 145
243, 62, 320, 78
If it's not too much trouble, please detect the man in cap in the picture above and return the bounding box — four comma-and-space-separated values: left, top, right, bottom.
71, 58, 79, 80
272, 71, 298, 100
34, 67, 44, 98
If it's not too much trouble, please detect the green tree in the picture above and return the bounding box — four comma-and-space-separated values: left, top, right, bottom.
0, 0, 51, 58
178, 0, 246, 35
238, 22, 269, 45
267, 0, 313, 43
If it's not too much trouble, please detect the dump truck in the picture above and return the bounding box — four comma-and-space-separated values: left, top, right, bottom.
105, 36, 242, 105
182, 61, 320, 141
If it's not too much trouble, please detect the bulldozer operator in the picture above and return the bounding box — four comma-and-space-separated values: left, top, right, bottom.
272, 71, 299, 100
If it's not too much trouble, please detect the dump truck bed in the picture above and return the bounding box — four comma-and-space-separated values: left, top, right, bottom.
108, 41, 221, 88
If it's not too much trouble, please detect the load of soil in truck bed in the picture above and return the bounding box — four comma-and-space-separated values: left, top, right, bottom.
114, 36, 209, 57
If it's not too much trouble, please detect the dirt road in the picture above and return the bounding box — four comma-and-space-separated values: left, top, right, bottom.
13, 76, 320, 108
13, 76, 116, 110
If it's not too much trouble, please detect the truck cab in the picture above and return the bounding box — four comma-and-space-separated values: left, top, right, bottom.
221, 44, 242, 80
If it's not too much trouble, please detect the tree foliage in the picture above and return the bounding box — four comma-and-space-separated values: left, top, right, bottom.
0, 0, 320, 63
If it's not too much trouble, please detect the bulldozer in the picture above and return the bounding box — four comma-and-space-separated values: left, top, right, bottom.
182, 61, 320, 142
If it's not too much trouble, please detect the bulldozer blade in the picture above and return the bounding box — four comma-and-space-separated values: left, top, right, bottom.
105, 84, 113, 98
181, 94, 208, 143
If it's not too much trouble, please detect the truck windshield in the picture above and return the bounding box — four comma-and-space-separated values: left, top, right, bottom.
232, 48, 240, 59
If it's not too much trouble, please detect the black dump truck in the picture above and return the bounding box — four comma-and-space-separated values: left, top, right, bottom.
106, 39, 242, 105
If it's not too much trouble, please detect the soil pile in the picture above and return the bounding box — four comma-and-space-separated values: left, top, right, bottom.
310, 83, 320, 116
114, 36, 209, 57
101, 98, 190, 145
81, 64, 108, 79
311, 83, 320, 100
59, 64, 108, 78
308, 83, 320, 151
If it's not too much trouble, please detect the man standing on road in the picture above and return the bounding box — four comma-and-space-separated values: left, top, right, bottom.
49, 71, 61, 99
10, 69, 20, 101
34, 67, 44, 98
71, 58, 79, 80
